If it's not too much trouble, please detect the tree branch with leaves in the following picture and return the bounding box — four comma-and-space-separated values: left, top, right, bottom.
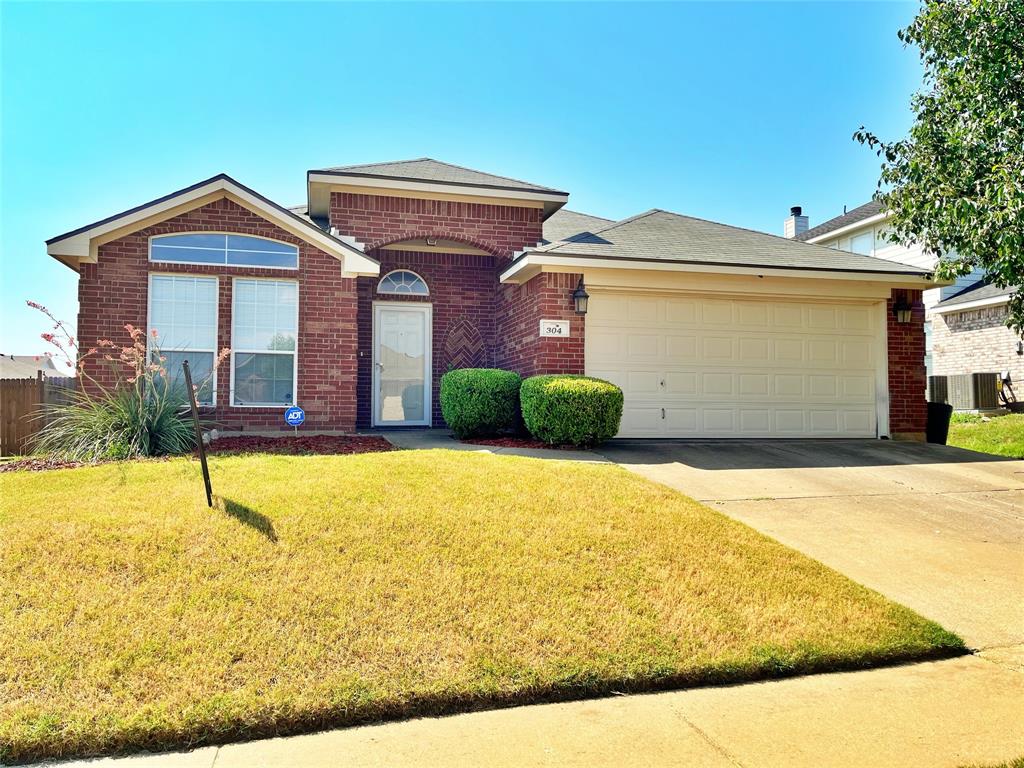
855, 0, 1024, 330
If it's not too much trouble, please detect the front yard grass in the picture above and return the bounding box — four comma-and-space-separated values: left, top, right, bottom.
1, 450, 964, 762
948, 412, 1024, 458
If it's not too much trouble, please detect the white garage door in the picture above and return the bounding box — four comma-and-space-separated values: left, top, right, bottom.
586, 292, 882, 438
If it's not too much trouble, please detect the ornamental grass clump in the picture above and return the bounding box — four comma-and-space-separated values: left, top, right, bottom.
440, 368, 522, 438
27, 300, 228, 462
520, 374, 623, 447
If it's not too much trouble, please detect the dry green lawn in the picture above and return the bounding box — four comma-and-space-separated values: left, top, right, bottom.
1, 450, 964, 762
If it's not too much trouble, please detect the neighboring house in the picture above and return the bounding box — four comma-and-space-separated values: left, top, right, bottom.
930, 282, 1023, 388
47, 159, 937, 439
0, 353, 73, 379
787, 202, 1020, 383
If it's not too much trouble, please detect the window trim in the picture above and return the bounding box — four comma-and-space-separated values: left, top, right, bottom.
148, 231, 299, 270
147, 272, 220, 406
229, 277, 300, 409
377, 269, 430, 296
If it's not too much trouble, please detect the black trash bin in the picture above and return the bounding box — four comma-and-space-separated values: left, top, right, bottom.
926, 401, 954, 444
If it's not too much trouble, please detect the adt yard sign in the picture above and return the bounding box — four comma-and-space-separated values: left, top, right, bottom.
284, 406, 305, 428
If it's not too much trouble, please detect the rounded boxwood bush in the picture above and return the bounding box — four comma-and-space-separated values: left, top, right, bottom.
520, 375, 624, 447
440, 368, 522, 439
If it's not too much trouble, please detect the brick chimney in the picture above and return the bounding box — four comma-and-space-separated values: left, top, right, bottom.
784, 206, 809, 239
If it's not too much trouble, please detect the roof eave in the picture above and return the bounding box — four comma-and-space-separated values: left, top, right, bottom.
47, 174, 380, 276
932, 293, 1013, 314
306, 170, 568, 222
802, 211, 890, 244
500, 251, 937, 287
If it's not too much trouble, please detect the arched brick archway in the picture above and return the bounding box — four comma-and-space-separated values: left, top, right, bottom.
368, 231, 507, 259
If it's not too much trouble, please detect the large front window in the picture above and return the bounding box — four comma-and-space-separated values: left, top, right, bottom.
150, 233, 298, 269
231, 279, 298, 407
148, 275, 218, 405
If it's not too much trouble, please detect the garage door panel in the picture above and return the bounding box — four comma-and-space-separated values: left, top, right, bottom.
627, 371, 661, 394
738, 373, 770, 396
665, 408, 698, 432
665, 299, 698, 325
626, 334, 662, 360
666, 335, 698, 359
740, 409, 771, 433
587, 292, 880, 438
703, 409, 736, 432
665, 371, 697, 395
702, 337, 735, 359
739, 337, 770, 361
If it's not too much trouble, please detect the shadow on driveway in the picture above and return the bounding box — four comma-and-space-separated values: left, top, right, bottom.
599, 439, 1017, 471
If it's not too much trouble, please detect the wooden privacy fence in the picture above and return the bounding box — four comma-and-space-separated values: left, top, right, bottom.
0, 373, 76, 456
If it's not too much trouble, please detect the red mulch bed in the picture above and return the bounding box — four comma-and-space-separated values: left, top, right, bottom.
0, 457, 90, 473
207, 434, 394, 456
461, 436, 574, 450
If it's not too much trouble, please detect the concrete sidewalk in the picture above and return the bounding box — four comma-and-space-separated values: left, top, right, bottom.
57, 648, 1024, 768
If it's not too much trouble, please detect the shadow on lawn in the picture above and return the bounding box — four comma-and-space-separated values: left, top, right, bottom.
217, 496, 278, 543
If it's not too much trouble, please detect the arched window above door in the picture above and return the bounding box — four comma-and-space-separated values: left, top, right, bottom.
377, 270, 429, 296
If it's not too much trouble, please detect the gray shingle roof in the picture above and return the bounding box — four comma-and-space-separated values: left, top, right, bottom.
526, 209, 931, 275
542, 209, 613, 245
796, 200, 884, 242
310, 158, 568, 195
1, 354, 73, 379
934, 280, 1016, 308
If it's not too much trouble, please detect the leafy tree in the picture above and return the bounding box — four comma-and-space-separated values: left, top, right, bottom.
855, 0, 1024, 330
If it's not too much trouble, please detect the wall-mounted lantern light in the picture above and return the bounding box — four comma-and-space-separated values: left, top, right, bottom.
892, 296, 913, 323
571, 278, 589, 315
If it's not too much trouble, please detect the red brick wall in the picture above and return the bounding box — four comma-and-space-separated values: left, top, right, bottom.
888, 289, 928, 438
356, 249, 498, 427
495, 272, 585, 378
329, 192, 543, 258
78, 198, 358, 431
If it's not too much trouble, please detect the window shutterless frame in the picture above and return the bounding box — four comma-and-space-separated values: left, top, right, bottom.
148, 232, 299, 270
229, 277, 300, 408
146, 273, 220, 406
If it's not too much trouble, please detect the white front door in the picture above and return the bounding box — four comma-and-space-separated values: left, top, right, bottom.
373, 303, 432, 427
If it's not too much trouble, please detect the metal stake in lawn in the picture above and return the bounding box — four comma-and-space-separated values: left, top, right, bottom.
182, 359, 213, 507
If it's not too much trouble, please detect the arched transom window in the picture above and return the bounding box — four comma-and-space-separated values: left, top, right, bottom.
150, 233, 298, 269
377, 270, 429, 296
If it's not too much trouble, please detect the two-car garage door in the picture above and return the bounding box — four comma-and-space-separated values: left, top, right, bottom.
585, 292, 882, 438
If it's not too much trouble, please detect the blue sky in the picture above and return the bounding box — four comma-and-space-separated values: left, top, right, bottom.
1, 1, 921, 355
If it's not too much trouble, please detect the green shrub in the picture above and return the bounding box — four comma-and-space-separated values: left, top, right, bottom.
440, 368, 522, 439
520, 375, 623, 447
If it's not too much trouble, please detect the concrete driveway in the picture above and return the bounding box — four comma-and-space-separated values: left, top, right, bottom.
598, 439, 1024, 650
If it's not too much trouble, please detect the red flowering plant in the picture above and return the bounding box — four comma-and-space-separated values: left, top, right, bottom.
27, 300, 229, 461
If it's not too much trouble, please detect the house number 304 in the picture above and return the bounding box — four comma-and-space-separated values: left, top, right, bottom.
539, 320, 570, 337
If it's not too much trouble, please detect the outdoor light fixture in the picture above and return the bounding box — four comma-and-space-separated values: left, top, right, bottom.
892, 296, 913, 323
571, 278, 589, 315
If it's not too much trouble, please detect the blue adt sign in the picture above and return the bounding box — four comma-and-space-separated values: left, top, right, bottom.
284, 406, 305, 427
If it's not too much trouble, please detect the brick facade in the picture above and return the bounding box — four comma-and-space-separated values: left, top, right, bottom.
495, 272, 584, 378
932, 303, 1024, 387
71, 185, 932, 439
887, 289, 928, 439
79, 198, 359, 431
356, 249, 499, 428
329, 192, 543, 258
